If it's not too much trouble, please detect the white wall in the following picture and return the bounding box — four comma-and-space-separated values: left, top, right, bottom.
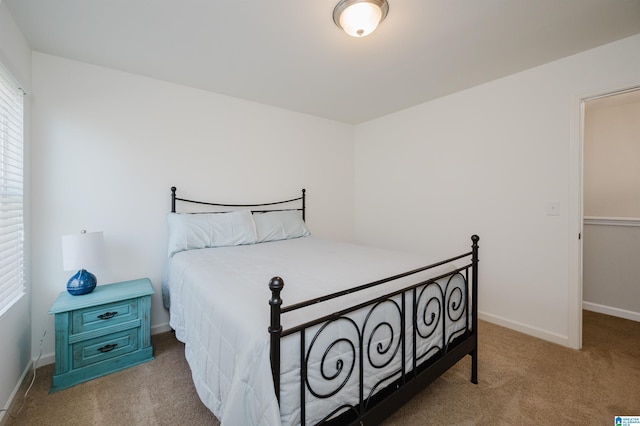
583, 223, 640, 319
30, 52, 355, 360
354, 34, 640, 347
0, 1, 32, 419
584, 95, 640, 217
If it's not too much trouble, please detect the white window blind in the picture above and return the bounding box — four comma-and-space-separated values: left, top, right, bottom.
0, 64, 24, 317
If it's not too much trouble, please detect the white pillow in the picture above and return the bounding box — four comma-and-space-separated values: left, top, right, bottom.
167, 210, 257, 257
253, 210, 310, 243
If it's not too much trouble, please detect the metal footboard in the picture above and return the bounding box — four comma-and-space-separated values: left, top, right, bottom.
269, 235, 479, 425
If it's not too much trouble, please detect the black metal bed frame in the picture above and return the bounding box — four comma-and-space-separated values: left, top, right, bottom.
170, 186, 305, 220
170, 187, 479, 425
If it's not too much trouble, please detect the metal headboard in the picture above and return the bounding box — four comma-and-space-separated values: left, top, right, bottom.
170, 186, 306, 221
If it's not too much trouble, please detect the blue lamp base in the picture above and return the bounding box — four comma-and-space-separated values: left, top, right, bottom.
67, 269, 97, 296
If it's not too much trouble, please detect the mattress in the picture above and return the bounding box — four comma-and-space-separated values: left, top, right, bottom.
164, 236, 467, 425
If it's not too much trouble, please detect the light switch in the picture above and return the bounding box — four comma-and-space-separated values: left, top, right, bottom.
547, 201, 560, 216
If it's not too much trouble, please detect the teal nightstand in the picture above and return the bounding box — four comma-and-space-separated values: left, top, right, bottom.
49, 278, 155, 392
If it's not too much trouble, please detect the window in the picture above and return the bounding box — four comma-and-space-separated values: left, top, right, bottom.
0, 63, 24, 317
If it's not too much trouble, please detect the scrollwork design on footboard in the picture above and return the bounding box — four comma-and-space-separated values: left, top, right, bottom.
361, 299, 404, 409
415, 281, 444, 363
305, 317, 359, 400
306, 272, 470, 423
271, 235, 479, 425
305, 298, 405, 423
365, 300, 403, 369
445, 272, 469, 346
414, 272, 469, 362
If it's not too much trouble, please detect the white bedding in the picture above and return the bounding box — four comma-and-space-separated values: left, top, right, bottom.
165, 236, 468, 425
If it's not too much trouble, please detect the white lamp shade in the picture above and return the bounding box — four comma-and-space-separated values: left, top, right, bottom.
62, 231, 105, 272
339, 2, 383, 37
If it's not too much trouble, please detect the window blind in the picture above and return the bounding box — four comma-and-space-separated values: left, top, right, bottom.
0, 64, 24, 318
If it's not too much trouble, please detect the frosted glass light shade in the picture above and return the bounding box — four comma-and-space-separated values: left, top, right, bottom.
333, 0, 389, 37
62, 230, 105, 272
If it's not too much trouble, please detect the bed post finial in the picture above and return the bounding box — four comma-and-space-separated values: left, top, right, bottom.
171, 187, 177, 213
269, 276, 285, 401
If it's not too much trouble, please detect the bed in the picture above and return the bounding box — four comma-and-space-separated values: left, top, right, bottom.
163, 187, 479, 425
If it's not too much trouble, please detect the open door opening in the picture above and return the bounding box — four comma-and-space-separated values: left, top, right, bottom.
576, 87, 640, 348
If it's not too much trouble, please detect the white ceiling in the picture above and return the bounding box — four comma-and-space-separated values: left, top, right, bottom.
5, 0, 640, 124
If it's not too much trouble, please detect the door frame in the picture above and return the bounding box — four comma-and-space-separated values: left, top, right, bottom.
569, 85, 640, 350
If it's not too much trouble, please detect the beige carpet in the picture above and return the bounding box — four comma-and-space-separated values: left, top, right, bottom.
6, 311, 640, 425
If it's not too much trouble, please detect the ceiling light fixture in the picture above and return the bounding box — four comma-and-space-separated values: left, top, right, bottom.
333, 0, 389, 38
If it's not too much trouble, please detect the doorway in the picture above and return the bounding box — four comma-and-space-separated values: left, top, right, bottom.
579, 87, 640, 345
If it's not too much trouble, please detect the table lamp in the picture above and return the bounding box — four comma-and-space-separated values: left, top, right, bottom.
62, 230, 105, 295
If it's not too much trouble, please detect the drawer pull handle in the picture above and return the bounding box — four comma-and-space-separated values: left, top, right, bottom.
97, 343, 118, 353
97, 311, 118, 320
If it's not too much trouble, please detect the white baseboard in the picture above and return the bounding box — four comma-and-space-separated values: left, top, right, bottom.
583, 301, 640, 322
151, 322, 172, 335
478, 311, 571, 348
38, 352, 55, 367
0, 359, 34, 426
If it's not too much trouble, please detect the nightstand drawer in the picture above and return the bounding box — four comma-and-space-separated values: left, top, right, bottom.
73, 327, 139, 369
71, 298, 139, 334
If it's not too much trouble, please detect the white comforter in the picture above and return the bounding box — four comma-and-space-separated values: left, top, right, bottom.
165, 237, 466, 425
